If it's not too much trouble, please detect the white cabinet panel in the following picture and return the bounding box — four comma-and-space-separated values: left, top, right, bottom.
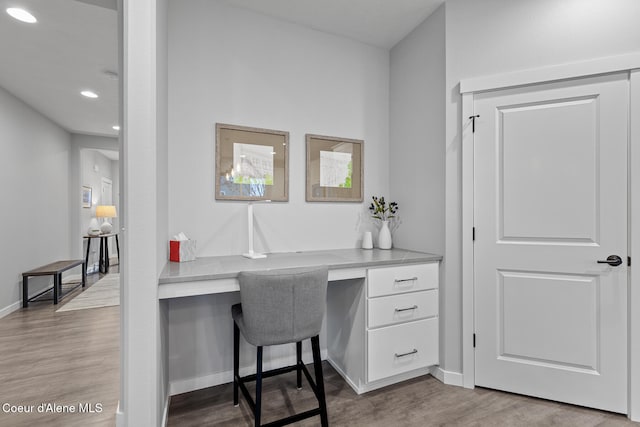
367, 318, 438, 382
363, 262, 440, 389
368, 290, 438, 329
367, 263, 437, 298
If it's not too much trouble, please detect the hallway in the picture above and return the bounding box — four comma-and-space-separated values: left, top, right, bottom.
0, 269, 119, 427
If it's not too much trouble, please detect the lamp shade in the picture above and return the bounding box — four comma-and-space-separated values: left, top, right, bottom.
96, 205, 117, 234
95, 205, 117, 218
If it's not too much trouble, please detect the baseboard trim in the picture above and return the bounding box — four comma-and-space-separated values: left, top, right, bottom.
325, 358, 362, 394
0, 301, 21, 319
161, 394, 170, 427
169, 350, 437, 397
114, 396, 169, 426
169, 349, 326, 396
170, 370, 233, 396
326, 358, 433, 395
431, 366, 464, 387
1, 277, 92, 318
361, 367, 431, 393
115, 401, 124, 427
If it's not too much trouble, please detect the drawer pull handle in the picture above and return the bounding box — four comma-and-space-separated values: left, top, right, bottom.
395, 305, 418, 313
394, 277, 418, 283
395, 349, 418, 358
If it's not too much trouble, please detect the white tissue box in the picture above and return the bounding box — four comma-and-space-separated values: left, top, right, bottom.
169, 239, 196, 262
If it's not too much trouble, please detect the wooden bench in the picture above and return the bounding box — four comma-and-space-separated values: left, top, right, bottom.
22, 260, 86, 307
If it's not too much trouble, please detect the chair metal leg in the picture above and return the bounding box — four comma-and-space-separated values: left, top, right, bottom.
311, 336, 329, 427
255, 346, 263, 427
296, 341, 303, 389
233, 321, 240, 406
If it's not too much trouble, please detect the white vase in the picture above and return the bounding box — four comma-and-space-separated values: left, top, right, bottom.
88, 218, 100, 236
378, 220, 392, 249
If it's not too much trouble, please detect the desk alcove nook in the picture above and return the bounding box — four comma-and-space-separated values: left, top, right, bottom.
159, 248, 442, 397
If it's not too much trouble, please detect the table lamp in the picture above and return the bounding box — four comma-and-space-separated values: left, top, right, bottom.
95, 205, 117, 234
243, 201, 270, 259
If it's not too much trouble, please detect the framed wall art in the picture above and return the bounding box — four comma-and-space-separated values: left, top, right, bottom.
215, 123, 289, 201
306, 134, 363, 202
82, 186, 92, 208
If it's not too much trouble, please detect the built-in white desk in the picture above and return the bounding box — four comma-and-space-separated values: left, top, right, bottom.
159, 248, 442, 396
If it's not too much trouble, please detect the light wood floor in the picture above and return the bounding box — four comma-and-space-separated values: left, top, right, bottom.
1, 269, 636, 427
0, 267, 119, 427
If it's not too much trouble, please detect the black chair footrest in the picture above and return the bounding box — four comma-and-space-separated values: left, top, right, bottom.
233, 332, 329, 426
261, 408, 322, 427
240, 363, 300, 382
235, 362, 320, 412
235, 361, 324, 425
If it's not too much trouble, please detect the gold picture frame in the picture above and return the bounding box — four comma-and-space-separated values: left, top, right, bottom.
215, 123, 289, 201
306, 134, 363, 202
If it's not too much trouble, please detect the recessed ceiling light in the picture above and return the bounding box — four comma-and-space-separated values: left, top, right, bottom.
6, 8, 37, 23
81, 90, 99, 99
112, 125, 120, 131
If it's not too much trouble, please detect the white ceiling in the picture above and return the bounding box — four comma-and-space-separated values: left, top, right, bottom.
223, 0, 444, 49
0, 0, 118, 137
0, 0, 442, 139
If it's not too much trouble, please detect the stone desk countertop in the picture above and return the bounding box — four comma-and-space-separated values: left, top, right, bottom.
159, 248, 442, 285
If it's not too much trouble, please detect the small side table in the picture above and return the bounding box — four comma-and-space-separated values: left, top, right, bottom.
84, 233, 120, 274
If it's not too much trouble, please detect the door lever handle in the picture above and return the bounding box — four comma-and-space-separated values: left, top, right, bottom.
597, 255, 623, 267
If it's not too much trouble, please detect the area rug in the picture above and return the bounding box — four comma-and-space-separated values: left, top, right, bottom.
56, 273, 120, 312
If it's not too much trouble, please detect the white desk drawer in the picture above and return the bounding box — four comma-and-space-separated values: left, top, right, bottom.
368, 263, 438, 298
367, 318, 438, 382
368, 290, 438, 328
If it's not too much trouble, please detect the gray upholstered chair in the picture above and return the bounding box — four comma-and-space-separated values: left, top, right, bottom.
232, 266, 329, 427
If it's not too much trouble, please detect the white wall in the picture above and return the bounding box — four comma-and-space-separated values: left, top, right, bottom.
390, 3, 446, 373
444, 0, 640, 373
390, 6, 445, 256
117, 0, 640, 423
69, 134, 120, 271
167, 1, 390, 256
69, 134, 119, 263
80, 149, 118, 270
161, 0, 390, 399
119, 0, 169, 425
0, 85, 71, 315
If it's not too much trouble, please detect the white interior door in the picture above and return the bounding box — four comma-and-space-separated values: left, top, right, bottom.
474, 73, 629, 413
102, 177, 113, 205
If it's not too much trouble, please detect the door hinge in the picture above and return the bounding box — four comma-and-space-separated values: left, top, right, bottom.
469, 114, 480, 133
473, 333, 476, 348
472, 227, 476, 241
628, 256, 631, 267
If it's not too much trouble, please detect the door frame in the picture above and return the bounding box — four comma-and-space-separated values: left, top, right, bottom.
459, 52, 640, 421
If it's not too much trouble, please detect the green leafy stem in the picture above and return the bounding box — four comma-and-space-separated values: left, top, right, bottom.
369, 196, 398, 221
